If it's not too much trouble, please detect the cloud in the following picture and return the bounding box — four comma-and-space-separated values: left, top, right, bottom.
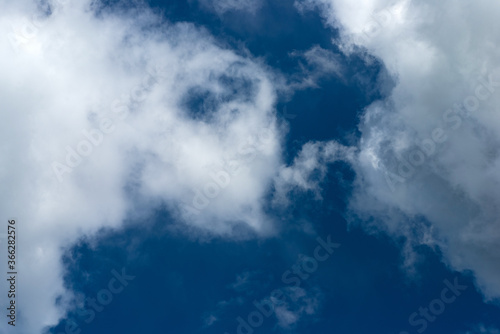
273, 140, 356, 206
202, 313, 219, 328
0, 0, 287, 332
465, 325, 500, 334
289, 45, 345, 89
302, 45, 342, 75
271, 287, 322, 329
228, 271, 261, 293
295, 0, 500, 301
198, 0, 263, 15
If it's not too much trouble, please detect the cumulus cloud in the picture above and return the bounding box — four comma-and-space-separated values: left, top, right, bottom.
0, 0, 286, 332
295, 0, 500, 301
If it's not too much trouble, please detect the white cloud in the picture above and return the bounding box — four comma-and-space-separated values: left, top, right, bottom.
273, 140, 356, 206
288, 45, 345, 89
272, 287, 321, 329
295, 0, 500, 302
198, 0, 263, 15
0, 0, 285, 332
302, 45, 342, 75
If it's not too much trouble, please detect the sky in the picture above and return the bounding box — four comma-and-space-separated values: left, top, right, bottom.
0, 0, 500, 334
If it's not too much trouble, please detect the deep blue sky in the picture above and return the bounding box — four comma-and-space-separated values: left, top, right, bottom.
47, 1, 500, 334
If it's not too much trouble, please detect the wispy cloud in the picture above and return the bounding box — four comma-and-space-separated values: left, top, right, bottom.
198, 0, 263, 15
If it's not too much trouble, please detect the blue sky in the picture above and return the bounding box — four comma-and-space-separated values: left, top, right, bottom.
1, 0, 500, 334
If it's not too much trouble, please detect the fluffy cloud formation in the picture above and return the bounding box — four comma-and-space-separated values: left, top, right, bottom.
296, 0, 500, 301
0, 0, 285, 332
